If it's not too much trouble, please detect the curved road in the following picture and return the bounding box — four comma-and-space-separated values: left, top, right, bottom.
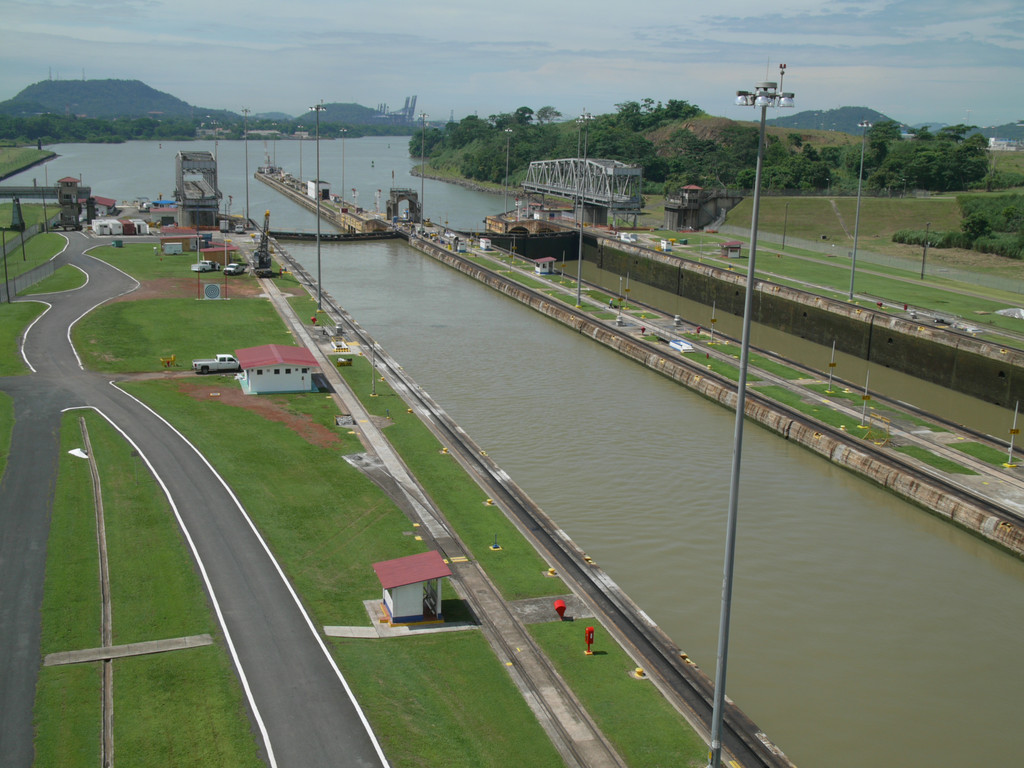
0, 233, 388, 768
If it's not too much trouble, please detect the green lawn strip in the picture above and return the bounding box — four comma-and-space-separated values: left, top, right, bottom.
113, 647, 263, 768
746, 351, 805, 380
120, 378, 418, 627
693, 347, 754, 383
803, 381, 896, 413
73, 297, 290, 373
21, 264, 89, 295
337, 356, 563, 602
950, 440, 1013, 467
894, 445, 979, 475
0, 148, 54, 177
41, 413, 102, 656
330, 634, 562, 768
90, 243, 221, 281
0, 302, 45, 375
33, 665, 101, 768
505, 272, 550, 290
4, 232, 67, 280
754, 384, 874, 433
530, 621, 706, 767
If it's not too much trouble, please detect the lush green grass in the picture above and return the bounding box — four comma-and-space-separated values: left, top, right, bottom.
754, 384, 873, 433
531, 621, 707, 768
330, 633, 562, 768
895, 445, 978, 475
113, 647, 263, 767
0, 301, 44, 375
951, 440, 1014, 467
33, 665, 101, 768
2, 232, 67, 280
0, 147, 54, 178
73, 297, 292, 372
747, 351, 806, 380
35, 410, 261, 767
337, 356, 564, 601
21, 264, 88, 295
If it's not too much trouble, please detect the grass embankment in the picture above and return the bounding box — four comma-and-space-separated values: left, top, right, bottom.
0, 147, 54, 179
34, 410, 262, 767
2, 232, 67, 281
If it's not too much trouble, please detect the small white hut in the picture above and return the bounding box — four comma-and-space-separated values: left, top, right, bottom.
372, 551, 452, 624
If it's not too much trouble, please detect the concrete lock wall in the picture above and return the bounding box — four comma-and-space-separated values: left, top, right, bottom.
588, 239, 1024, 408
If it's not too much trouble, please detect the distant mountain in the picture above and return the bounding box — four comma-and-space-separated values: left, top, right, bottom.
0, 79, 238, 121
294, 102, 383, 126
254, 111, 294, 121
767, 106, 897, 133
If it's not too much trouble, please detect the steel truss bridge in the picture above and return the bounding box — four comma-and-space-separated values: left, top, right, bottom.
522, 158, 643, 225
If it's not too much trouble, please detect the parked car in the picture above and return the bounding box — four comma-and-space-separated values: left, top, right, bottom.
223, 263, 247, 275
192, 354, 241, 374
189, 260, 221, 273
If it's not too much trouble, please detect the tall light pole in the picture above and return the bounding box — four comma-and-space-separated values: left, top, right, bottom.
921, 221, 930, 279
782, 201, 789, 250
503, 128, 513, 215
707, 72, 793, 768
311, 101, 325, 309
242, 108, 251, 227
848, 119, 871, 300
340, 127, 347, 207
575, 111, 593, 308
419, 112, 428, 230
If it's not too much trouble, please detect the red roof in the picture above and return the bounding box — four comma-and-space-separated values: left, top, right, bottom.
201, 244, 239, 254
534, 256, 557, 263
373, 551, 452, 590
235, 344, 318, 369
58, 176, 80, 184
91, 196, 116, 207
682, 184, 703, 190
722, 240, 743, 247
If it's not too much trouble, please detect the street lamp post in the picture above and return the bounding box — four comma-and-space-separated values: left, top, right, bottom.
782, 201, 790, 250
848, 119, 871, 300
311, 101, 325, 309
503, 128, 513, 215
340, 128, 347, 207
921, 221, 930, 279
575, 111, 593, 308
707, 72, 793, 768
419, 112, 428, 231
242, 108, 251, 227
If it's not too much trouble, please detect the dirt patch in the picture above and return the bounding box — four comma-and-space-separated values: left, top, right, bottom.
172, 378, 342, 449
113, 277, 272, 302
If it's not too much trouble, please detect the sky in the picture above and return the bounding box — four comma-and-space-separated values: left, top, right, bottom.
1, 0, 1022, 128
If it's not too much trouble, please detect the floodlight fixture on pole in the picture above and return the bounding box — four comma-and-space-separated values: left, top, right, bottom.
311, 101, 325, 309
503, 128, 513, 216
340, 127, 347, 207
419, 113, 428, 229
242, 108, 251, 226
849, 120, 871, 299
575, 111, 593, 308
708, 69, 793, 768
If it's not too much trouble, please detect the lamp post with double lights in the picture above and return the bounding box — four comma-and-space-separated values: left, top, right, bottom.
707, 72, 793, 768
310, 101, 325, 309
419, 112, 428, 231
503, 128, 513, 216
340, 127, 347, 207
575, 111, 593, 308
242, 108, 251, 227
848, 119, 871, 299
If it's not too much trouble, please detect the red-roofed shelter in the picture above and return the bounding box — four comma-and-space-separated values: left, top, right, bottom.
372, 551, 452, 624
235, 344, 318, 395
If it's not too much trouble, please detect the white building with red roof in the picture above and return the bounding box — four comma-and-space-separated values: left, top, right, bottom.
235, 344, 319, 395
372, 550, 452, 624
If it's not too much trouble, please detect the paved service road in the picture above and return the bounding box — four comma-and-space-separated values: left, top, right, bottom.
0, 234, 388, 768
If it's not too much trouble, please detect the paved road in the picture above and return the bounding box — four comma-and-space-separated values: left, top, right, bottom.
0, 233, 388, 767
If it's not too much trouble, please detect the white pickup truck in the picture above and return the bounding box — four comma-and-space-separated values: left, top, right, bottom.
192, 354, 241, 374
190, 260, 221, 273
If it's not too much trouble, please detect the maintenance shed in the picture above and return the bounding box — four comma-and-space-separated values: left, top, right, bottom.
372, 551, 452, 625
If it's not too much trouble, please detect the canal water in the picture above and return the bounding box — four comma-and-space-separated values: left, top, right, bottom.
14, 141, 1024, 767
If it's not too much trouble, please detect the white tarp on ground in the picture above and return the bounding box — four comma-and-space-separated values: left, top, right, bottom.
996, 308, 1024, 319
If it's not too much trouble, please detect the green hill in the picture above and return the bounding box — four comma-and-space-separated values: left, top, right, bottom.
294, 102, 381, 126
767, 106, 895, 133
0, 79, 236, 121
